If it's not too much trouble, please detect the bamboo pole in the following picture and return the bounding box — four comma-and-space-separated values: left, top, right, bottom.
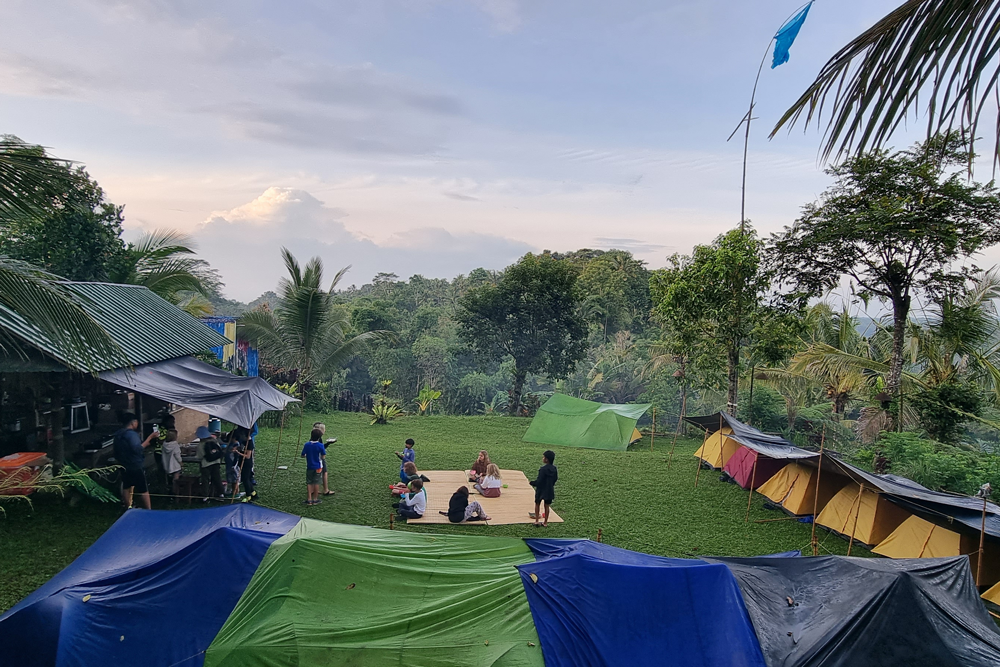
694, 429, 708, 488
847, 484, 864, 557
744, 456, 757, 523
651, 408, 656, 453
266, 410, 286, 494
753, 516, 802, 524
597, 528, 603, 543
668, 385, 687, 468
389, 512, 395, 530
918, 524, 935, 558
978, 496, 987, 587
810, 426, 826, 557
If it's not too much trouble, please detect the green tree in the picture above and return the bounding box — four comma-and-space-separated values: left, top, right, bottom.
239, 249, 392, 391
770, 135, 1000, 405
108, 230, 220, 316
650, 227, 772, 415
577, 250, 650, 339
773, 1, 1000, 165
0, 139, 124, 281
457, 252, 587, 415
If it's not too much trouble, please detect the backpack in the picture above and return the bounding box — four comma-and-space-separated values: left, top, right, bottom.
203, 439, 223, 462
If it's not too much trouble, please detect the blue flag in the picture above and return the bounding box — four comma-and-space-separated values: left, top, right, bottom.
772, 2, 812, 68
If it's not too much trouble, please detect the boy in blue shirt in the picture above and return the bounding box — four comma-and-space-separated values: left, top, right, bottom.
395, 438, 416, 483
300, 428, 327, 506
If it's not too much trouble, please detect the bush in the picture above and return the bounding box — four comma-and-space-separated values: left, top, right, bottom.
909, 381, 982, 445
859, 431, 1000, 495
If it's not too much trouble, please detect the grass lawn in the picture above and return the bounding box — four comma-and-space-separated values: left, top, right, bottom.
0, 411, 857, 613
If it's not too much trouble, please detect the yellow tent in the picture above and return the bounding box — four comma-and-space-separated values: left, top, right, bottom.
630, 428, 643, 444
815, 483, 910, 547
693, 427, 741, 469
983, 579, 1000, 606
756, 462, 846, 516
874, 515, 1000, 587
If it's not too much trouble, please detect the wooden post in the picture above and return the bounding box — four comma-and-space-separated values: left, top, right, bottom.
744, 455, 757, 523
978, 496, 987, 587
597, 528, 603, 543
651, 408, 655, 453
846, 484, 864, 557
295, 388, 307, 459
694, 429, 708, 488
810, 426, 826, 557
266, 410, 286, 493
389, 512, 395, 530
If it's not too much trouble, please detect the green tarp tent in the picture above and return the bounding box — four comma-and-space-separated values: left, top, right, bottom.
204, 519, 543, 667
521, 394, 650, 451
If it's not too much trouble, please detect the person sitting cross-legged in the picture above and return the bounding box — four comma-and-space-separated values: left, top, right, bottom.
393, 478, 426, 520
441, 486, 490, 523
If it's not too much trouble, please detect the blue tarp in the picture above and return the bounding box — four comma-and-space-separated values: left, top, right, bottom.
519, 539, 767, 667
0, 505, 299, 667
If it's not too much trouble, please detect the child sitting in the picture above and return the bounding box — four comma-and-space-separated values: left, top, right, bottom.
441, 486, 490, 523
161, 429, 182, 499
394, 478, 426, 520
391, 462, 420, 495
474, 463, 502, 498
466, 450, 491, 482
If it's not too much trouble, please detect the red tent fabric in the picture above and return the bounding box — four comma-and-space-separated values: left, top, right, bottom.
723, 446, 787, 490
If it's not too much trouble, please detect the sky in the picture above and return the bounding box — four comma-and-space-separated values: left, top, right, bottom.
0, 0, 947, 301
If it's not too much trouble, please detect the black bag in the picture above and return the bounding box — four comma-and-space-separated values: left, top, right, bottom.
203, 439, 223, 462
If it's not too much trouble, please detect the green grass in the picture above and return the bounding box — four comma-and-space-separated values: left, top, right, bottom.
0, 412, 857, 613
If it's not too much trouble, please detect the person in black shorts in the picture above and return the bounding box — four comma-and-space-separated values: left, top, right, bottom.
113, 412, 157, 510
529, 450, 558, 528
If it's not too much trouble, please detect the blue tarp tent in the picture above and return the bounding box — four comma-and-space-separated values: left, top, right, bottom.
518, 539, 767, 667
0, 505, 299, 667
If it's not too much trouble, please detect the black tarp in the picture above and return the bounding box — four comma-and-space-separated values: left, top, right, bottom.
100, 356, 297, 428
684, 413, 818, 460
705, 555, 1000, 667
827, 459, 1000, 539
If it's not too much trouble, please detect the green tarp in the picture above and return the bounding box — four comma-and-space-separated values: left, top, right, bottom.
204, 519, 543, 667
521, 394, 650, 451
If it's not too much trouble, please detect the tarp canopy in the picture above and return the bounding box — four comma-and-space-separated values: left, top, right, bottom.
521, 394, 650, 451
815, 483, 910, 547
519, 539, 766, 667
706, 554, 1000, 667
756, 462, 847, 516
203, 519, 543, 667
100, 355, 297, 428
684, 413, 817, 460
724, 445, 789, 489
0, 505, 299, 667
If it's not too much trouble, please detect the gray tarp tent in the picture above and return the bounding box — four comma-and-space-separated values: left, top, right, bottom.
100, 356, 297, 428
684, 413, 818, 460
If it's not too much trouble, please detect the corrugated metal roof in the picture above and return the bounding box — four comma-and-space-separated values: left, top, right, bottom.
0, 282, 231, 371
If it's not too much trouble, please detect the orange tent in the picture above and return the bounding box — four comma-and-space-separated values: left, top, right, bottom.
693, 427, 741, 469
756, 462, 846, 516
815, 483, 910, 547
874, 515, 1000, 586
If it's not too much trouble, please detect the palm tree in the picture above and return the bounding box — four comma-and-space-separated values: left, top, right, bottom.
108, 230, 220, 316
773, 1, 1000, 164
238, 248, 393, 389
0, 138, 126, 372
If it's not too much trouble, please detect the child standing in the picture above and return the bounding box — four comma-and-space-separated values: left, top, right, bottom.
395, 438, 416, 483
394, 478, 426, 520
313, 422, 336, 496
529, 450, 558, 527
300, 428, 326, 506
224, 436, 243, 499
161, 429, 182, 500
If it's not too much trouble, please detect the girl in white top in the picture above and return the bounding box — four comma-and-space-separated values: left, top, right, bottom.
161, 430, 183, 499
474, 463, 503, 497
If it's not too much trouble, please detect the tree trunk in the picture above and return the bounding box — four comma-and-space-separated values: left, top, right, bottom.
747, 366, 755, 427
509, 368, 527, 417
887, 293, 910, 429
727, 344, 739, 416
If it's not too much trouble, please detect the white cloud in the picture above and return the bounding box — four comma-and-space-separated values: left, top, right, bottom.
195, 187, 534, 300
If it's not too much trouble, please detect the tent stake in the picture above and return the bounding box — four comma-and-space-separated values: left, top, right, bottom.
978, 496, 987, 587
810, 426, 826, 557
744, 456, 757, 523
597, 528, 603, 543
847, 484, 864, 557
694, 429, 708, 488
266, 409, 286, 494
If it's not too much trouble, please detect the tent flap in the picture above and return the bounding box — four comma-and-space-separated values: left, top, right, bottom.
100, 356, 297, 428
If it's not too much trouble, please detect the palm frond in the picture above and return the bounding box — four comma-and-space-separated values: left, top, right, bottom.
772, 0, 1000, 164
0, 137, 76, 219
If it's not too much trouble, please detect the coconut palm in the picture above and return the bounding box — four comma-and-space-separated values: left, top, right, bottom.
108, 230, 220, 316
238, 248, 393, 387
0, 138, 126, 372
773, 0, 1000, 164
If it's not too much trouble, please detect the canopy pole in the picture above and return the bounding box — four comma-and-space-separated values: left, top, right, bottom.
810, 426, 826, 556
651, 407, 655, 453
744, 456, 758, 523
978, 496, 987, 587
389, 512, 395, 530
694, 429, 708, 488
295, 388, 307, 462
847, 484, 864, 556
597, 528, 603, 543
266, 410, 286, 494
